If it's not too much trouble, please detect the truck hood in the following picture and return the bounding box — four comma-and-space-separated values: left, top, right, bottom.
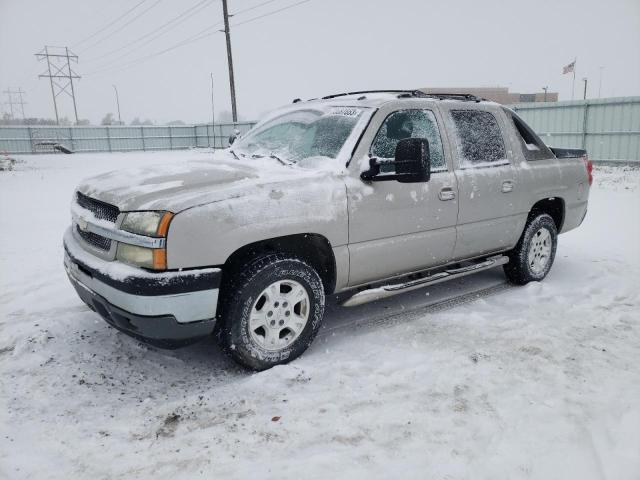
77, 153, 343, 212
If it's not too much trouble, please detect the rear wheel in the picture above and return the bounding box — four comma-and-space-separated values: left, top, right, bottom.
217, 254, 325, 370
504, 213, 558, 285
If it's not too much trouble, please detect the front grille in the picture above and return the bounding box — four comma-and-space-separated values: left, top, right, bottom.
76, 192, 119, 223
77, 225, 112, 251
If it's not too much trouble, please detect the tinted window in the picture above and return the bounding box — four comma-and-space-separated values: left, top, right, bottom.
450, 110, 506, 166
371, 109, 446, 171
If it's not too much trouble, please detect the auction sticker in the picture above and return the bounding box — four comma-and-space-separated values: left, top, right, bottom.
327, 107, 362, 117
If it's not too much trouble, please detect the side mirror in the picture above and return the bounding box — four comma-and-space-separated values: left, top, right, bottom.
361, 137, 431, 183
394, 137, 431, 183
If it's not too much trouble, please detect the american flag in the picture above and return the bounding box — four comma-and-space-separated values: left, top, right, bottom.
563, 61, 576, 75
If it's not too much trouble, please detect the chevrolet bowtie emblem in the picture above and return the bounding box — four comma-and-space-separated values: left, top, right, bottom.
77, 218, 89, 231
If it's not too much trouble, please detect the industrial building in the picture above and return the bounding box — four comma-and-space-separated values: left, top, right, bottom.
420, 86, 559, 104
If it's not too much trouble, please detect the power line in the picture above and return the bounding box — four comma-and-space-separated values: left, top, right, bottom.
231, 0, 281, 17
232, 0, 313, 28
79, 0, 164, 52
84, 0, 215, 64
72, 0, 148, 49
84, 24, 222, 77
83, 0, 314, 77
85, 0, 279, 69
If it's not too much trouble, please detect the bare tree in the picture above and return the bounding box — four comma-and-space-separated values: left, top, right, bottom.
101, 113, 115, 126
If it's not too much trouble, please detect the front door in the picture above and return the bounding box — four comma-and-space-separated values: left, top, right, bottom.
441, 105, 521, 259
346, 106, 458, 286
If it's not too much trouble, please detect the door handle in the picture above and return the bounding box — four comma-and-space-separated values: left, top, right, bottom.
439, 187, 456, 201
502, 180, 514, 193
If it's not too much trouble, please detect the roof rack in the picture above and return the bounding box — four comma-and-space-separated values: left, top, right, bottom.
420, 92, 484, 102
317, 90, 485, 103
320, 90, 429, 100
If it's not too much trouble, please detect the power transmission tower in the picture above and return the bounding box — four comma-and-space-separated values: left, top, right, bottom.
221, 0, 238, 122
35, 46, 81, 124
2, 88, 27, 120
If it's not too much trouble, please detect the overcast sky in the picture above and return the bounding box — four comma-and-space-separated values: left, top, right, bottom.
1, 0, 638, 124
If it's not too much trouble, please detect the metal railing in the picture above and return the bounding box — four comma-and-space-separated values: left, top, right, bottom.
0, 122, 256, 154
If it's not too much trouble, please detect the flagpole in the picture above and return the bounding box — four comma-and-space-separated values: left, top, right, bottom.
571, 57, 577, 100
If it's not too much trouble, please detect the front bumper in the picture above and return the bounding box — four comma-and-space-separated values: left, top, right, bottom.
63, 228, 221, 348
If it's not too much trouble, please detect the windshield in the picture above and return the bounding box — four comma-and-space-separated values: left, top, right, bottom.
232, 106, 366, 163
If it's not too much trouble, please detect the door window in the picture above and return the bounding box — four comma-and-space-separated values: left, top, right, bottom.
449, 110, 506, 167
370, 109, 446, 172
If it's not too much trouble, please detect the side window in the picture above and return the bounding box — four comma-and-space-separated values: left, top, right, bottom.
449, 110, 506, 167
507, 109, 554, 161
370, 109, 446, 172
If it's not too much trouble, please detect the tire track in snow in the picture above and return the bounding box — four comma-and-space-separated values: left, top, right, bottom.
319, 282, 515, 337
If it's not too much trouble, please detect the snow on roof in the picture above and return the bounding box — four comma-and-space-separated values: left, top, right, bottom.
301, 92, 502, 109
315, 92, 404, 106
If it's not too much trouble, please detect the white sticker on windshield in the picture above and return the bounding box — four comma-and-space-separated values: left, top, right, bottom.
327, 107, 362, 117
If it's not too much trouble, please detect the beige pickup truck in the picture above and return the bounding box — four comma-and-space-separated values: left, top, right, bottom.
64, 90, 592, 370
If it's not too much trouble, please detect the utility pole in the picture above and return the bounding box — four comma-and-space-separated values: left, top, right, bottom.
112, 85, 122, 125
221, 0, 238, 122
2, 88, 27, 120
35, 46, 81, 125
598, 66, 604, 98
210, 73, 216, 149
571, 57, 577, 101
582, 77, 588, 100
541, 86, 548, 102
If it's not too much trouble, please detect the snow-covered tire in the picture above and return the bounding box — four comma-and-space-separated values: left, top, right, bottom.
504, 213, 558, 285
216, 254, 325, 371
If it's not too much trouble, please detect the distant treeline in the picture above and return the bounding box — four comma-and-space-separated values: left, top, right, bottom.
0, 115, 88, 126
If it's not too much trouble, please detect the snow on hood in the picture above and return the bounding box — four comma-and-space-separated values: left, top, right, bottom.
76, 152, 343, 212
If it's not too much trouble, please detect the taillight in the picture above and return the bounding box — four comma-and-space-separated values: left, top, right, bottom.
583, 154, 593, 186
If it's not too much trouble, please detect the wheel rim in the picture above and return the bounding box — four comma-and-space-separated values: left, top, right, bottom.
527, 227, 552, 274
249, 279, 310, 351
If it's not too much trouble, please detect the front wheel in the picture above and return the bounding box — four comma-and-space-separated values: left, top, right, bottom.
504, 213, 558, 285
217, 254, 325, 370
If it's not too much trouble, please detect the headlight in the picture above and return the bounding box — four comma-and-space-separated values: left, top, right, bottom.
120, 211, 173, 237
116, 244, 156, 269
117, 211, 173, 270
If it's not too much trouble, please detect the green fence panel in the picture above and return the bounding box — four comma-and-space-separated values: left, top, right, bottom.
511, 97, 640, 162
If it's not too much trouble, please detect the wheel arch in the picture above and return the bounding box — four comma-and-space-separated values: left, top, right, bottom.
528, 197, 565, 232
222, 233, 337, 294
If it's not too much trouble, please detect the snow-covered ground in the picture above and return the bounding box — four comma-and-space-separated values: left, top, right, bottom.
1, 151, 639, 480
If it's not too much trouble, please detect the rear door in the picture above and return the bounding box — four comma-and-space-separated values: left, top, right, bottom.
346, 103, 458, 286
440, 104, 522, 259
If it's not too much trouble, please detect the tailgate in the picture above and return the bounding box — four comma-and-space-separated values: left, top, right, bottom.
549, 147, 587, 159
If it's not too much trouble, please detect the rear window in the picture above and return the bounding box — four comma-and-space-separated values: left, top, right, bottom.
450, 110, 506, 167
505, 109, 554, 161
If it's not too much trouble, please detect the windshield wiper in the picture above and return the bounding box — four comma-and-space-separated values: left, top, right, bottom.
269, 153, 289, 166
250, 153, 290, 166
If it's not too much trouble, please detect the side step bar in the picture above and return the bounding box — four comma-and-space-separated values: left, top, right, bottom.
341, 255, 509, 307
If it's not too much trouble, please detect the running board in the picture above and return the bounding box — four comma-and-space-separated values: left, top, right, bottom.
341, 255, 509, 307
